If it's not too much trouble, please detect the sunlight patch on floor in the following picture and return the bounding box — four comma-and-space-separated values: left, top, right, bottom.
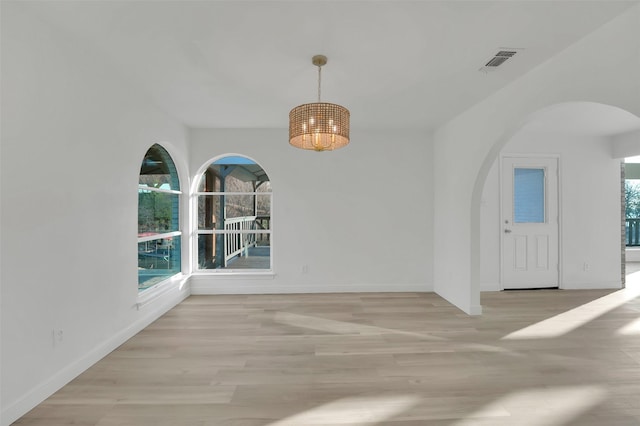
617, 317, 640, 335
265, 395, 421, 425
274, 311, 444, 340
502, 284, 640, 340
451, 386, 607, 426
276, 312, 523, 357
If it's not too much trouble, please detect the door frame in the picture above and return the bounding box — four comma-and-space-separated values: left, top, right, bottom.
499, 153, 563, 290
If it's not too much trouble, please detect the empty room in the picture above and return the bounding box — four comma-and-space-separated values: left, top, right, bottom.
2, 1, 640, 425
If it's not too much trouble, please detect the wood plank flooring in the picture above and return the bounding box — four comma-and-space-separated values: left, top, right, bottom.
13, 273, 640, 425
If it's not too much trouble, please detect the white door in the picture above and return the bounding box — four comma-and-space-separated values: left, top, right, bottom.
501, 157, 559, 289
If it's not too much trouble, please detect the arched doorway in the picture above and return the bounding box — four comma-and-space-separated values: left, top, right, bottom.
474, 102, 640, 299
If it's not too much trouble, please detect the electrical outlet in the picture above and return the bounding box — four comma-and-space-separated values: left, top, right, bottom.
583, 262, 590, 272
302, 264, 309, 274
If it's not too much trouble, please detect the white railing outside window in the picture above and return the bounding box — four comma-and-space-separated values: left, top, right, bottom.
224, 216, 257, 265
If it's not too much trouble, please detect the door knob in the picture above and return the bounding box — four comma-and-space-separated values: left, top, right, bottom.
504, 229, 512, 233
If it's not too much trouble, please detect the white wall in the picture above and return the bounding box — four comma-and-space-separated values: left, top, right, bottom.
433, 4, 640, 315
480, 133, 622, 291
479, 162, 501, 291
1, 4, 190, 424
189, 128, 434, 294
612, 129, 640, 159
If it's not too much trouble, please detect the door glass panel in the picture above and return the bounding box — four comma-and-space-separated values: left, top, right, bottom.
514, 168, 545, 223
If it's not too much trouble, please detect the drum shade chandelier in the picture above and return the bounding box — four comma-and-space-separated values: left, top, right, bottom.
289, 55, 350, 151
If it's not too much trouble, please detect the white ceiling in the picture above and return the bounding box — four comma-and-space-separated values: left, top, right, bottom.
24, 0, 640, 130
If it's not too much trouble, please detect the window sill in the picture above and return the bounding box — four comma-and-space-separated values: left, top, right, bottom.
191, 270, 275, 280
136, 273, 188, 308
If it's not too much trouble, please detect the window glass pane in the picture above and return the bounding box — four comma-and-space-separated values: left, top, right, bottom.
197, 232, 270, 270
256, 181, 272, 193
256, 194, 271, 217
213, 156, 257, 165
197, 156, 271, 193
197, 234, 216, 269
139, 145, 180, 191
198, 195, 271, 230
196, 155, 271, 272
255, 210, 271, 234
198, 195, 220, 230
138, 144, 181, 292
138, 191, 180, 234
514, 168, 545, 223
138, 236, 181, 290
225, 175, 256, 193
197, 168, 221, 192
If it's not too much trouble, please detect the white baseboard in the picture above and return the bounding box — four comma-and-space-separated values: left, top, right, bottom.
480, 283, 501, 292
1, 282, 190, 426
190, 277, 432, 295
467, 304, 483, 315
562, 280, 622, 290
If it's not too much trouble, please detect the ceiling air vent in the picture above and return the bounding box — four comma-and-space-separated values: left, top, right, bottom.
479, 49, 522, 73
485, 50, 517, 67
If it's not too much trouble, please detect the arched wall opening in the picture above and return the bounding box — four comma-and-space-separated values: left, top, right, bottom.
433, 5, 639, 315
472, 102, 640, 302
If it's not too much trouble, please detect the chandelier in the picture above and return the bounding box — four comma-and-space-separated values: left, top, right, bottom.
289, 55, 350, 151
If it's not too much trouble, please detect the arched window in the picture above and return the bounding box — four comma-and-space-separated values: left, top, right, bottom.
196, 155, 271, 271
138, 144, 181, 290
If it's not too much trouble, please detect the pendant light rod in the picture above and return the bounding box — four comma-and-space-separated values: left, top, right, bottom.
317, 65, 322, 102
312, 55, 327, 103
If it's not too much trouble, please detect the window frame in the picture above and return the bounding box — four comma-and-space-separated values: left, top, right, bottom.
137, 144, 183, 292
192, 155, 273, 275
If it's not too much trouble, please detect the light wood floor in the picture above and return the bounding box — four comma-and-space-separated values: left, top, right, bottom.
13, 271, 640, 425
